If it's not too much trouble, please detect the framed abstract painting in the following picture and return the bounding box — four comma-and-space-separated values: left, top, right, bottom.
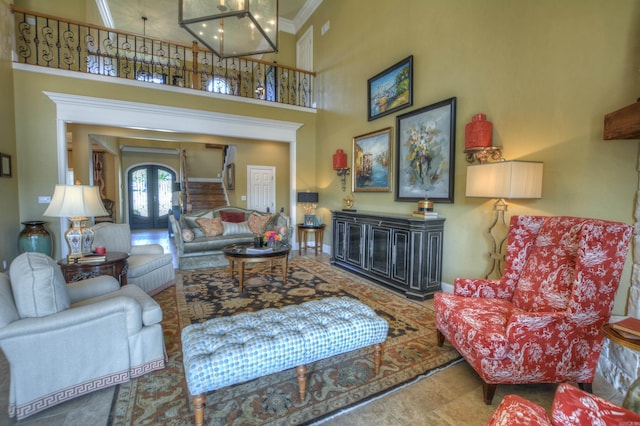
395, 97, 457, 203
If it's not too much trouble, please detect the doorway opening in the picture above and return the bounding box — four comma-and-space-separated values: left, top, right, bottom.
128, 165, 176, 230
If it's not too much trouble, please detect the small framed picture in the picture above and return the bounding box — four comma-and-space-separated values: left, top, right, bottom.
1, 154, 11, 177
304, 214, 316, 227
367, 55, 413, 121
226, 163, 235, 190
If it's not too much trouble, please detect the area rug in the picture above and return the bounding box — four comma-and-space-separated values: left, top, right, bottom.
108, 258, 460, 425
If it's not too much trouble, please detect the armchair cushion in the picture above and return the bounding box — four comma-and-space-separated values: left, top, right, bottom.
92, 223, 131, 253
9, 252, 70, 318
511, 218, 581, 312
127, 253, 174, 279
66, 275, 121, 303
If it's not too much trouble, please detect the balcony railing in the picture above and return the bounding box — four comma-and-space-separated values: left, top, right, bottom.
11, 6, 315, 109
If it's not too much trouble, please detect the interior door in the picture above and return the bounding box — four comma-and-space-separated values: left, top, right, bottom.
128, 165, 176, 229
247, 166, 275, 212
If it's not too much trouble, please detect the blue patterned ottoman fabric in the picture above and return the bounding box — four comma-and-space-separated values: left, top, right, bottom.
182, 297, 388, 396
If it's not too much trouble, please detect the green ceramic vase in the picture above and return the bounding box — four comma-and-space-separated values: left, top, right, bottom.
18, 221, 53, 256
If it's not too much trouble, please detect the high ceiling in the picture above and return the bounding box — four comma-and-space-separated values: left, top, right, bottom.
102, 0, 314, 45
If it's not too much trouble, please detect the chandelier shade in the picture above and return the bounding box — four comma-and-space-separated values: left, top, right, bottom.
179, 0, 278, 59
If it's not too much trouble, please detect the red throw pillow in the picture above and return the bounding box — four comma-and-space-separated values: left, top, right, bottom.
220, 210, 246, 223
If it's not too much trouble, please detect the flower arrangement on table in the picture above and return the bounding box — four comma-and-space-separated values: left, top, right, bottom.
263, 230, 283, 247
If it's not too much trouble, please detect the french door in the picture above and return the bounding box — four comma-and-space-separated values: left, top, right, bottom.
128, 165, 175, 230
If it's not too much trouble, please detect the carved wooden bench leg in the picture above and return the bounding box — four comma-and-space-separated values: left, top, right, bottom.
193, 393, 205, 426
374, 343, 382, 375
437, 329, 445, 347
297, 365, 307, 401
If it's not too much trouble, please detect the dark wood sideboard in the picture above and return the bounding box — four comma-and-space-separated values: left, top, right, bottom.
331, 210, 445, 300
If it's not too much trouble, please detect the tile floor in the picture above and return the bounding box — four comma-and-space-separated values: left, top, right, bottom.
0, 229, 625, 425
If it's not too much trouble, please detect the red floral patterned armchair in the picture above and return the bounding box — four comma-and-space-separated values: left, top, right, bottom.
435, 216, 633, 404
487, 383, 640, 425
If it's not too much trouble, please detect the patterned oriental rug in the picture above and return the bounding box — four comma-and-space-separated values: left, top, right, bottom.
108, 258, 461, 425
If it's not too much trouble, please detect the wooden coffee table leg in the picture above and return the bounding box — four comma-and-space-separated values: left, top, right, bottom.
374, 343, 382, 375
282, 255, 288, 285
228, 259, 235, 281
238, 261, 245, 292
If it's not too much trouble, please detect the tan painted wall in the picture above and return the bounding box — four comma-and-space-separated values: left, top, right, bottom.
304, 0, 640, 314
0, 0, 20, 271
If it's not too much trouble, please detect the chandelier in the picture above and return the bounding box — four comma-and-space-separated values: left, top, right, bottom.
179, 0, 278, 58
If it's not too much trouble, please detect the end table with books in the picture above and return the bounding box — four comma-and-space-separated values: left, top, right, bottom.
57, 251, 129, 286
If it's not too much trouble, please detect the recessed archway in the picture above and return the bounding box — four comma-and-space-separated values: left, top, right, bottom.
45, 92, 303, 256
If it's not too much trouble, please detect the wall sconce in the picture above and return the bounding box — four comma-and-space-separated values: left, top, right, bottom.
333, 149, 351, 192
466, 160, 543, 278
297, 191, 319, 214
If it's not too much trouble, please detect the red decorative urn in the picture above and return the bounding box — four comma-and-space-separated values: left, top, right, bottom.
333, 149, 348, 169
465, 113, 493, 150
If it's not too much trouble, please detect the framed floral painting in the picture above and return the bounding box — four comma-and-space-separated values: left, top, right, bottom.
395, 97, 457, 202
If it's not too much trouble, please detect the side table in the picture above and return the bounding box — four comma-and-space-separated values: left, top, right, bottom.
297, 224, 326, 256
58, 251, 129, 286
602, 324, 640, 413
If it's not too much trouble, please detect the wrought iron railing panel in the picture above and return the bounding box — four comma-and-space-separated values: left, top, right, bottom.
12, 7, 315, 109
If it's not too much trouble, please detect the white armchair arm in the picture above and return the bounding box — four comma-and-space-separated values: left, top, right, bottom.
67, 275, 120, 303
131, 244, 165, 255
0, 295, 143, 341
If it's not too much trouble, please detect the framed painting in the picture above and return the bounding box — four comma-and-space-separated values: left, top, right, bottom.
395, 97, 457, 203
352, 127, 392, 192
1, 154, 11, 177
226, 163, 235, 190
367, 55, 413, 121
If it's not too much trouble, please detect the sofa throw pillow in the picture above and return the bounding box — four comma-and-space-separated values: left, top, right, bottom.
9, 252, 71, 318
183, 211, 214, 238
248, 213, 273, 234
182, 228, 195, 242
222, 221, 252, 235
196, 217, 224, 237
220, 210, 246, 223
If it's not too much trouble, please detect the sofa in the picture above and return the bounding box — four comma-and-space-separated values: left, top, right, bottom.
487, 383, 640, 425
91, 222, 176, 295
169, 206, 292, 270
0, 253, 165, 420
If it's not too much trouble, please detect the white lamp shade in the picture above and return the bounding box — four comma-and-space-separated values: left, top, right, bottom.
466, 161, 543, 199
44, 185, 109, 218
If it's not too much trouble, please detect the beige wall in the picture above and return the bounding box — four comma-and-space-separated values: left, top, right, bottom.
304, 0, 640, 314
0, 0, 19, 270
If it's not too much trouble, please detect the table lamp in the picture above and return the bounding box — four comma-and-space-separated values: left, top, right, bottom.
297, 191, 319, 214
466, 160, 543, 278
44, 184, 109, 261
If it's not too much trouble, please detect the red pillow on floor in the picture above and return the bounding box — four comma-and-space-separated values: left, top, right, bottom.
220, 210, 246, 223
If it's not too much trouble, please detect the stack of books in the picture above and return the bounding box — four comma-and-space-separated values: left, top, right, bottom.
611, 317, 640, 340
412, 210, 439, 219
77, 253, 106, 263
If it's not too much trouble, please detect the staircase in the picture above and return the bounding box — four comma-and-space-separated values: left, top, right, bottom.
187, 181, 227, 211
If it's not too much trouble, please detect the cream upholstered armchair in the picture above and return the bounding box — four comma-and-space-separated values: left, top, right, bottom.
91, 222, 175, 295
0, 252, 166, 420
435, 215, 633, 405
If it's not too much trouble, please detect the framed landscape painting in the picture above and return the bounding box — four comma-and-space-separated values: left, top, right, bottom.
352, 127, 392, 192
395, 97, 457, 203
367, 56, 413, 121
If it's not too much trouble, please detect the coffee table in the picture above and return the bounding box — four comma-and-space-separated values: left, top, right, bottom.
222, 244, 290, 292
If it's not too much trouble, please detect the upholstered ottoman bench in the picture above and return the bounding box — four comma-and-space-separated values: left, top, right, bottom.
181, 297, 388, 426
